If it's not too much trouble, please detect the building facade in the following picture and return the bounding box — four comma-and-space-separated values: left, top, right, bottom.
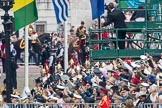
0, 0, 113, 36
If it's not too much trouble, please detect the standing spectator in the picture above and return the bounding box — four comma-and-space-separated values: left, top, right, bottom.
56, 42, 64, 70
41, 45, 49, 66
28, 25, 40, 65
49, 51, 56, 75
98, 88, 111, 108
130, 5, 146, 49
103, 2, 127, 49
1, 39, 6, 73
76, 21, 87, 65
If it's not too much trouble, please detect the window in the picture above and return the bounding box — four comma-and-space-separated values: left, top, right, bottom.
35, 21, 47, 35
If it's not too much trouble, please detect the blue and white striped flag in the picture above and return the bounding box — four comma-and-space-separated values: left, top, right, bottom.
52, 0, 69, 24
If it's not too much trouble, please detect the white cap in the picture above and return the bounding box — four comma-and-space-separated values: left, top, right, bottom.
73, 94, 82, 99
141, 83, 149, 87
56, 85, 65, 90
11, 94, 20, 99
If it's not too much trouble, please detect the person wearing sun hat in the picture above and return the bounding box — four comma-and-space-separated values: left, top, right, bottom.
112, 94, 123, 107
72, 94, 84, 108
120, 87, 132, 103
98, 88, 111, 108
140, 83, 150, 95
106, 77, 115, 89
136, 91, 152, 108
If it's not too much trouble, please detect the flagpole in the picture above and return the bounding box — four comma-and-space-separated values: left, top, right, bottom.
21, 26, 30, 97
64, 21, 68, 73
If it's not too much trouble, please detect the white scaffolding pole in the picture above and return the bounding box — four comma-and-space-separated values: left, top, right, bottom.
21, 26, 30, 97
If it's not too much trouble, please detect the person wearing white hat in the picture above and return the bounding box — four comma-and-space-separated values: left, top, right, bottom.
72, 94, 84, 108
140, 83, 149, 95
10, 94, 21, 108
136, 91, 152, 108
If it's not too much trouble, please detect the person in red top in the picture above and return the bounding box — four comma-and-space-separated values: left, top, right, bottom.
98, 88, 111, 108
43, 60, 49, 76
1, 39, 6, 73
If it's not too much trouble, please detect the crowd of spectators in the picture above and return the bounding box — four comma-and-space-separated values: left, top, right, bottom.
0, 52, 162, 108
0, 1, 162, 108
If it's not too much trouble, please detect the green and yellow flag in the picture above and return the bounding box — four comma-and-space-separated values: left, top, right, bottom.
13, 0, 38, 30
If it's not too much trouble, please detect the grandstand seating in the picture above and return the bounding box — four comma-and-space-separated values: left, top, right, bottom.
89, 0, 162, 62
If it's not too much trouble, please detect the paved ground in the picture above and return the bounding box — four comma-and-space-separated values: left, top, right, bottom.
0, 65, 41, 93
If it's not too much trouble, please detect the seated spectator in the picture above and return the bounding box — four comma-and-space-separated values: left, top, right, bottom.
124, 10, 133, 22
130, 5, 146, 22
